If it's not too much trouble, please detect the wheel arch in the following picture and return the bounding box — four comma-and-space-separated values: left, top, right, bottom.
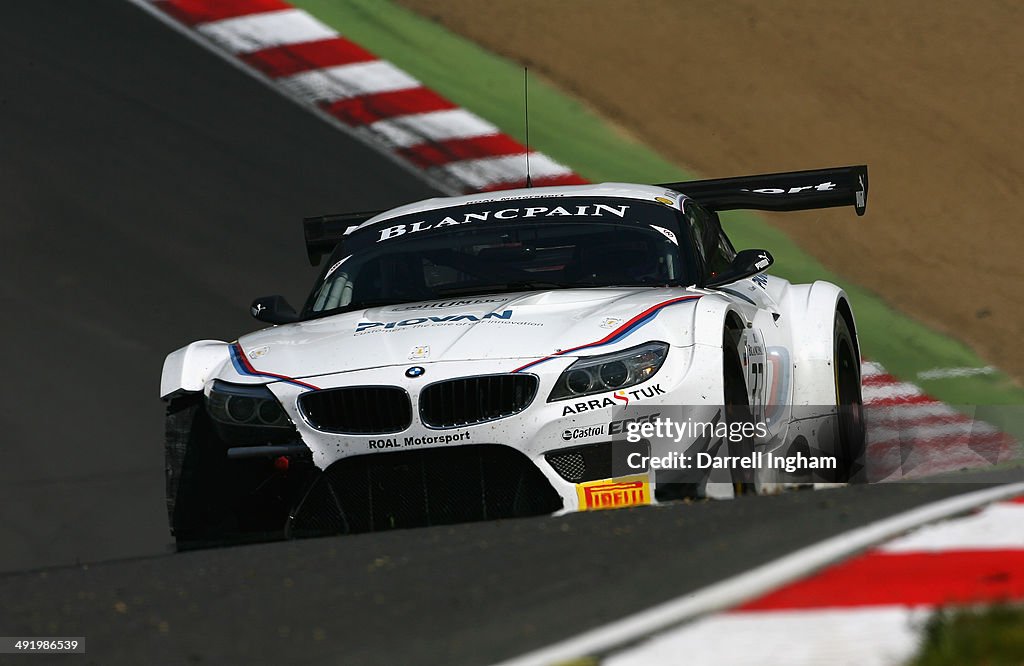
689, 295, 747, 348
160, 340, 231, 400
685, 296, 749, 406
721, 309, 748, 399
784, 281, 853, 407
723, 309, 745, 334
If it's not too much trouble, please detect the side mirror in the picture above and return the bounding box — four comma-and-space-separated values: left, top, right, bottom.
705, 249, 774, 288
250, 295, 299, 325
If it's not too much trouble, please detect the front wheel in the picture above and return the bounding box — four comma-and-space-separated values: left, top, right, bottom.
833, 313, 866, 481
165, 396, 230, 546
723, 326, 756, 495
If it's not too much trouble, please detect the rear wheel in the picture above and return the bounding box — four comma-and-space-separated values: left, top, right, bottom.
833, 313, 866, 481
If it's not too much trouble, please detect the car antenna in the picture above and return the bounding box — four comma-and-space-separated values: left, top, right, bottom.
524, 66, 533, 188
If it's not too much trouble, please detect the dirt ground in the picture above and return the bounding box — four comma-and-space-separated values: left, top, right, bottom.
400, 0, 1024, 382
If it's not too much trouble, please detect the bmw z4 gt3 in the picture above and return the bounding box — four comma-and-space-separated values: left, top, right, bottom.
160, 165, 869, 544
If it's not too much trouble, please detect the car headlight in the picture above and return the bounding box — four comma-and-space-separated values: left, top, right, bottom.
207, 380, 290, 428
548, 341, 669, 402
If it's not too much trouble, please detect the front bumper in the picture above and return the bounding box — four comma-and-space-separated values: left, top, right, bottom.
258, 345, 720, 513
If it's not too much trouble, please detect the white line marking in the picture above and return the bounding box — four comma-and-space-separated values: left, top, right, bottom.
860, 361, 888, 378
606, 606, 926, 666
870, 450, 1012, 482
862, 381, 926, 403
429, 153, 574, 189
866, 416, 973, 432
869, 433, 1009, 456
865, 403, 963, 421
368, 108, 500, 148
489, 482, 1024, 666
917, 366, 996, 380
196, 9, 336, 54
869, 421, 1000, 443
277, 62, 419, 103
880, 501, 1024, 552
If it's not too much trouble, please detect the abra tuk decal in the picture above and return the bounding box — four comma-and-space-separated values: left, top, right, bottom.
560, 385, 665, 416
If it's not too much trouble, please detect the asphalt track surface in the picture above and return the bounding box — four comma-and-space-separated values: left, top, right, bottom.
3, 478, 1022, 666
0, 0, 437, 574
2, 3, 1023, 666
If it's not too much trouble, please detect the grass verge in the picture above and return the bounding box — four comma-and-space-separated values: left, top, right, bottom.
910, 605, 1024, 666
292, 0, 1024, 411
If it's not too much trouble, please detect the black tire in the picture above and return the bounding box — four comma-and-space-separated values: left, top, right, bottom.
165, 395, 229, 546
833, 312, 866, 481
723, 326, 756, 495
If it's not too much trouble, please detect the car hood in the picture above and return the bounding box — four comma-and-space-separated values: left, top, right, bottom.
234, 288, 703, 379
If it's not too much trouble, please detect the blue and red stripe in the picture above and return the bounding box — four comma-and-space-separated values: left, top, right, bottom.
229, 343, 320, 391
512, 295, 701, 373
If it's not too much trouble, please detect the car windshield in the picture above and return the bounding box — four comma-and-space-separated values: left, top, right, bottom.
304, 197, 695, 317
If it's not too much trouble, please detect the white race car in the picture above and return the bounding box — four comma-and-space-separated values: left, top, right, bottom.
161, 165, 868, 544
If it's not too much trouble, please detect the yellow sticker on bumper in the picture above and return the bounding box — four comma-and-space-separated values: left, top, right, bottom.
576, 475, 652, 511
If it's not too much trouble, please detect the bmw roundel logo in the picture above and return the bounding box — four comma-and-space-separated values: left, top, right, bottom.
405, 366, 425, 378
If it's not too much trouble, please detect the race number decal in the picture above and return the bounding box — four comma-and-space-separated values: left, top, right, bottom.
765, 346, 791, 426
741, 330, 769, 425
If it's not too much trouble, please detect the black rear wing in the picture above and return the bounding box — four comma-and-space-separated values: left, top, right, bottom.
303, 210, 382, 266
303, 165, 868, 265
661, 164, 868, 216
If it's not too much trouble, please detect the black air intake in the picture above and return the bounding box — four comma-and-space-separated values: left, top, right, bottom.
288, 444, 562, 535
418, 374, 537, 428
546, 439, 651, 483
299, 386, 412, 434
